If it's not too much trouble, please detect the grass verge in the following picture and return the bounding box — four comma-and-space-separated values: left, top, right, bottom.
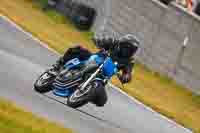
0, 98, 73, 133
0, 0, 199, 132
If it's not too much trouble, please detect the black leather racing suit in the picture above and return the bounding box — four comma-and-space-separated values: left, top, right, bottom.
55, 38, 135, 83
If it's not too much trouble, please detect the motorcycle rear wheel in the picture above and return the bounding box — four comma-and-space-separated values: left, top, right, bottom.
34, 72, 55, 93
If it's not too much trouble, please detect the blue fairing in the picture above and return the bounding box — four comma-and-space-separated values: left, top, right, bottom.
64, 58, 83, 69
86, 54, 118, 78
53, 87, 73, 97
103, 57, 118, 78
53, 58, 83, 97
53, 53, 118, 97
87, 54, 104, 65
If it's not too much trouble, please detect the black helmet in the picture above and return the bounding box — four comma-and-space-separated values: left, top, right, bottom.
116, 34, 140, 58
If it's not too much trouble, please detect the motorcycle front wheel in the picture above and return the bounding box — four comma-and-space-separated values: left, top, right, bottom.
67, 81, 107, 108
34, 71, 55, 93
67, 81, 98, 108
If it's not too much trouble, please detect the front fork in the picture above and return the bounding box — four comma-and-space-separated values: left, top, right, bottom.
79, 57, 111, 91
79, 63, 104, 91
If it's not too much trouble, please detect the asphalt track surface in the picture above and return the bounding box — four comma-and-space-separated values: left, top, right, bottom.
0, 16, 192, 133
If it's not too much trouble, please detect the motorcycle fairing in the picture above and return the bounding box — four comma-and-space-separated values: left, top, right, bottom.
87, 54, 104, 65
52, 53, 117, 97
102, 57, 118, 78
53, 58, 84, 97
64, 58, 83, 69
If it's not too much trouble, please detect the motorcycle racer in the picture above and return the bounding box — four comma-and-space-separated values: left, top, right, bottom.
52, 34, 140, 84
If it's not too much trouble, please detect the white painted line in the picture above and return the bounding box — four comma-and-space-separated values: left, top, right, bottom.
0, 14, 60, 55
108, 83, 192, 132
0, 14, 192, 133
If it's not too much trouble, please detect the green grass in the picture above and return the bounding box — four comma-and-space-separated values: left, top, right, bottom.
0, 98, 73, 133
0, 0, 200, 132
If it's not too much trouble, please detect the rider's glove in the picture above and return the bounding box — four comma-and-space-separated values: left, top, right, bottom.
119, 73, 132, 84
118, 63, 134, 84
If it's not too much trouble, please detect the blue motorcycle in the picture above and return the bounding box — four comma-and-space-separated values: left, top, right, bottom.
34, 49, 119, 108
